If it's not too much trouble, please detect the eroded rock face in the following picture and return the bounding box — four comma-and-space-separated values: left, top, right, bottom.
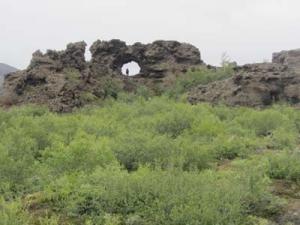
189, 49, 300, 107
273, 49, 300, 74
89, 39, 202, 78
28, 41, 87, 71
6, 39, 299, 111
3, 41, 88, 112
2, 39, 202, 111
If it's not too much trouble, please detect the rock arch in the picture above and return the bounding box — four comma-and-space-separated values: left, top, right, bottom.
121, 61, 141, 76
89, 39, 202, 79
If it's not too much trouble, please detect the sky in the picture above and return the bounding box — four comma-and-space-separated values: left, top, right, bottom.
1, 0, 300, 69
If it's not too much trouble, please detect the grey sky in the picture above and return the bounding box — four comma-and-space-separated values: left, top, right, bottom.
1, 0, 300, 69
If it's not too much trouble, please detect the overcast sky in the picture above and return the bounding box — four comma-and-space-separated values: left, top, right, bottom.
1, 0, 300, 69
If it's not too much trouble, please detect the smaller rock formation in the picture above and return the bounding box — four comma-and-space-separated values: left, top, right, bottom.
189, 49, 300, 107
28, 41, 87, 71
3, 41, 88, 112
273, 48, 300, 73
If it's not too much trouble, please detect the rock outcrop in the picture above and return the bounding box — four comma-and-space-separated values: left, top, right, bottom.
189, 49, 300, 107
2, 39, 202, 111
28, 41, 87, 72
273, 49, 300, 73
4, 38, 299, 111
3, 41, 88, 112
89, 39, 202, 78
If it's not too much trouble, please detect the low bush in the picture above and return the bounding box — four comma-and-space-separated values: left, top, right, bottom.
39, 166, 274, 225
267, 150, 300, 182
0, 94, 298, 224
0, 198, 31, 225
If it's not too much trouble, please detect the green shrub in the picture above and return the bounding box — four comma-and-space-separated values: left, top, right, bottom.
80, 92, 99, 103
267, 150, 300, 182
236, 109, 293, 137
102, 78, 122, 99
111, 131, 184, 171
0, 198, 31, 225
230, 158, 286, 217
212, 135, 257, 160
37, 215, 60, 225
154, 109, 194, 138
41, 132, 117, 174
135, 85, 153, 100
40, 166, 273, 225
0, 95, 298, 224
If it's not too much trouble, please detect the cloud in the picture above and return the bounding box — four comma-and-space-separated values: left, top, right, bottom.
1, 0, 300, 68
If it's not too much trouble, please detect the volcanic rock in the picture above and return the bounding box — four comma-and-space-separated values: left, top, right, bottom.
2, 39, 202, 111
188, 49, 300, 107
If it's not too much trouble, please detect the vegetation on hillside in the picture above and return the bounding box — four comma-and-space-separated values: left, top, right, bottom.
0, 68, 299, 225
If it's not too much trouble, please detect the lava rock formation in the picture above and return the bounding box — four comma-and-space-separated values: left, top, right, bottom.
2, 39, 202, 111
188, 49, 300, 107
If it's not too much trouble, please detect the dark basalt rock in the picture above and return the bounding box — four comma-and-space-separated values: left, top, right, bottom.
28, 41, 87, 71
5, 38, 299, 111
89, 39, 202, 78
188, 49, 300, 107
2, 39, 202, 112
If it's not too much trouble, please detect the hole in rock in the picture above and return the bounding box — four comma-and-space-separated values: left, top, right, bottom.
121, 61, 141, 76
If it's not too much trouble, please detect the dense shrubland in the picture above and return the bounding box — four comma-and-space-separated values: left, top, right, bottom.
0, 68, 299, 225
